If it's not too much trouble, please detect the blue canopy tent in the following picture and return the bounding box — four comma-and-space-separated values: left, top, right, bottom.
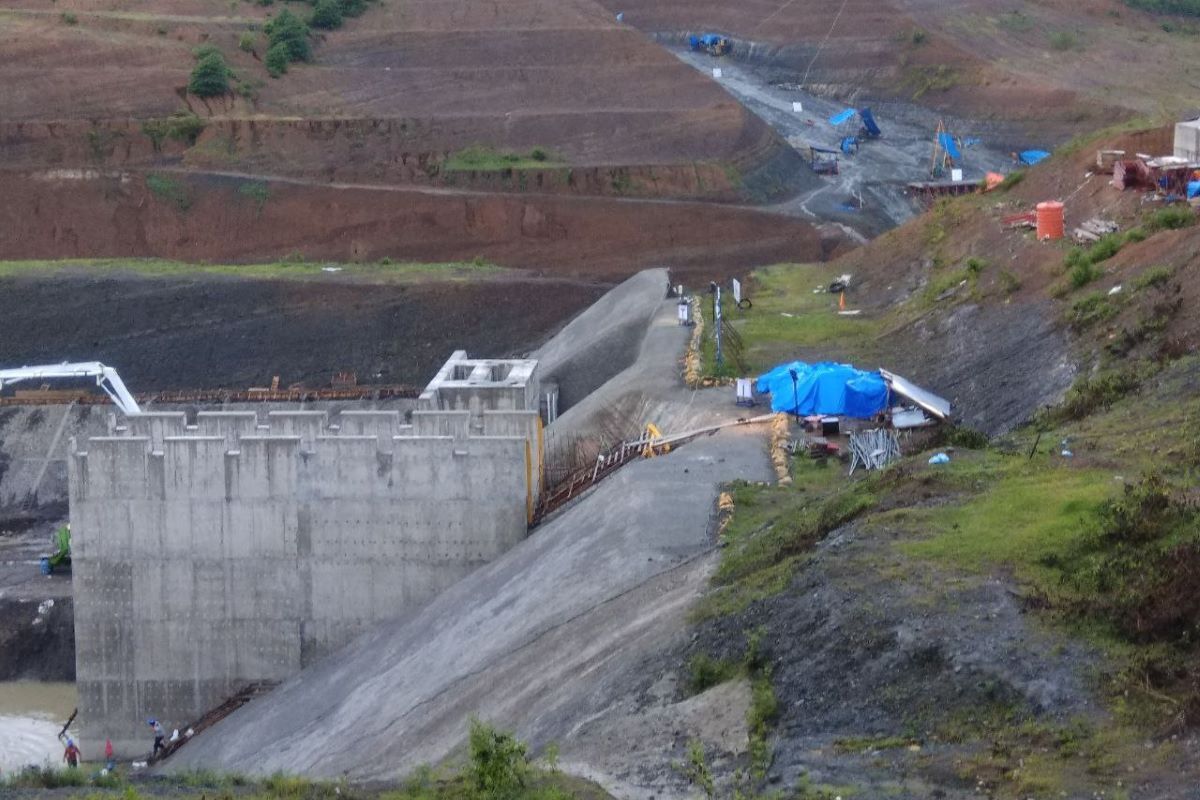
1019, 150, 1051, 166
937, 132, 962, 163
828, 108, 857, 127
756, 361, 891, 419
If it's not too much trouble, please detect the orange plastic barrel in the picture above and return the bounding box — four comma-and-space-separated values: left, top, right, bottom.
1036, 201, 1065, 241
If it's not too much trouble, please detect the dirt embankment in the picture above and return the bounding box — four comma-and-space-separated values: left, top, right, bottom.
0, 0, 801, 195
0, 114, 802, 204
0, 171, 837, 277
0, 273, 609, 392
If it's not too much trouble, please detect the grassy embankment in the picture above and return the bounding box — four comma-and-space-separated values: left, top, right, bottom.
0, 721, 613, 800
683, 231, 1200, 796
0, 258, 507, 282
443, 146, 565, 172
696, 263, 881, 380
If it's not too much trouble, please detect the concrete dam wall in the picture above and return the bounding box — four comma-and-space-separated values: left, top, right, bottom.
69, 355, 546, 756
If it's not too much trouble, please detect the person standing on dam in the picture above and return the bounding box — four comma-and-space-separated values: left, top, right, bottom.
149, 719, 166, 758
62, 738, 81, 769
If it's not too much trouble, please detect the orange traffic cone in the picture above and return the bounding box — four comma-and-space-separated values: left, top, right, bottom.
838, 291, 846, 311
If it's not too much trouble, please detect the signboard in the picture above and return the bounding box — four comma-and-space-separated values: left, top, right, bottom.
732, 278, 742, 304
712, 68, 723, 78
792, 101, 803, 113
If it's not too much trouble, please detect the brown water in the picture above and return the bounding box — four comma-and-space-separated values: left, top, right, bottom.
0, 682, 77, 773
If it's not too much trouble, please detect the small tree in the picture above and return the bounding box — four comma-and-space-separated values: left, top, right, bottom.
265, 9, 311, 62
265, 42, 291, 77
188, 51, 231, 97
339, 0, 370, 16
467, 718, 529, 800
310, 0, 344, 29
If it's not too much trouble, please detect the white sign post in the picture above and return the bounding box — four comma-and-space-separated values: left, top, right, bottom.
792, 101, 803, 113
732, 278, 742, 304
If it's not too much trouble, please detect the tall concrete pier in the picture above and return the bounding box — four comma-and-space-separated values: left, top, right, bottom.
69, 353, 544, 756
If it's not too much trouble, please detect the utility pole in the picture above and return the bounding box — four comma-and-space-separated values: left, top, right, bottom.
710, 282, 724, 369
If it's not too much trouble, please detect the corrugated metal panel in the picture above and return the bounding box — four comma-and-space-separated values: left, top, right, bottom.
879, 369, 951, 420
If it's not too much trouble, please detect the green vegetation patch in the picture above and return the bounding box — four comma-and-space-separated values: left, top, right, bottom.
189, 46, 232, 97
142, 111, 206, 150
2, 722, 609, 799
695, 475, 875, 620
1126, 0, 1200, 16
444, 146, 563, 172
699, 264, 880, 380
897, 462, 1113, 589
146, 173, 194, 212
0, 258, 507, 282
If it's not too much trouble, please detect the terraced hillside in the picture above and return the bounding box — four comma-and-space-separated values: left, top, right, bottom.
600, 0, 1200, 140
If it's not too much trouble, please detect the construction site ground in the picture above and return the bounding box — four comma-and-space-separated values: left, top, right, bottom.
670, 47, 1017, 238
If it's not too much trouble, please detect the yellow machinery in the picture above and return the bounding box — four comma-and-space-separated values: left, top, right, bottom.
641, 423, 671, 458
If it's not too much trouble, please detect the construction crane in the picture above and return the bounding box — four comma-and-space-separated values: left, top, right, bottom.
0, 362, 141, 415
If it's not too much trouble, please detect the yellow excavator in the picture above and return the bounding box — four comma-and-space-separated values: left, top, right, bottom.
642, 423, 671, 458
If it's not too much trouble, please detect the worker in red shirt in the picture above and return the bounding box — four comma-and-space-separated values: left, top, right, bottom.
63, 738, 81, 768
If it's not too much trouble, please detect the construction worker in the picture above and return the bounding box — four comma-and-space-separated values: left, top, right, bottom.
63, 738, 81, 768
148, 718, 165, 758
105, 738, 116, 771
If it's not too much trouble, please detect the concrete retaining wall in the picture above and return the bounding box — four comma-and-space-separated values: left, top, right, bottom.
69, 408, 541, 756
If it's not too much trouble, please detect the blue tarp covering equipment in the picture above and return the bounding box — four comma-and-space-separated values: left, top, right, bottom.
829, 108, 857, 126
840, 136, 858, 155
1189, 180, 1200, 199
937, 132, 962, 163
859, 108, 881, 137
756, 362, 891, 419
756, 362, 953, 421
689, 33, 730, 52
1019, 150, 1051, 166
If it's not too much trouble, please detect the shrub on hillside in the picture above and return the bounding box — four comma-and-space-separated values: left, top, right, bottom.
1145, 205, 1197, 232
468, 718, 530, 799
265, 9, 311, 62
339, 0, 371, 16
1126, 0, 1200, 17
188, 51, 231, 97
309, 0, 344, 29
265, 42, 291, 77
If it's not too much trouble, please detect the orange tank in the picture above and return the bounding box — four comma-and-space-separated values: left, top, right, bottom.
1036, 201, 1065, 241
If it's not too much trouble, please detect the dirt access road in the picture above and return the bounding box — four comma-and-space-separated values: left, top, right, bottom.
598, 0, 1188, 131
672, 47, 1016, 237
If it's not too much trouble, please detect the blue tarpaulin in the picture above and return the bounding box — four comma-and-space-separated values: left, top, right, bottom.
859, 108, 881, 137
689, 33, 725, 49
756, 361, 891, 419
938, 132, 962, 162
1189, 181, 1200, 199
829, 108, 857, 126
1019, 150, 1051, 166
840, 136, 858, 155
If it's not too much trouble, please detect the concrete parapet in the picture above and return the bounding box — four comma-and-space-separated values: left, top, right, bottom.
266, 411, 328, 448
194, 412, 259, 447
338, 410, 403, 441
411, 409, 471, 439
125, 412, 187, 450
